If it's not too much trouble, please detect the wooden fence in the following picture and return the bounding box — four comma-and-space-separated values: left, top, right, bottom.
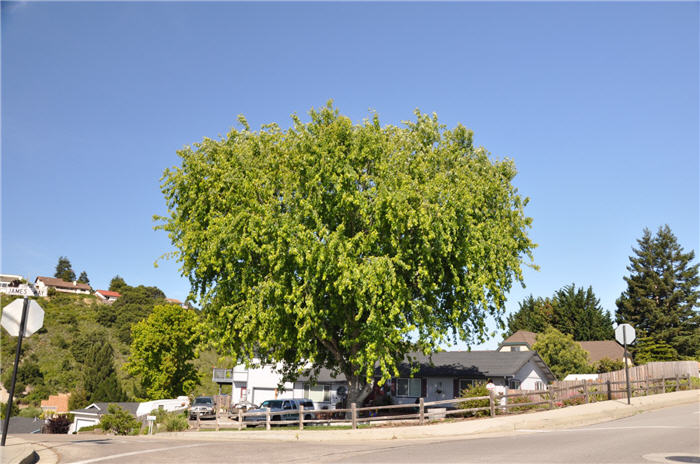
192, 373, 697, 431
552, 360, 699, 401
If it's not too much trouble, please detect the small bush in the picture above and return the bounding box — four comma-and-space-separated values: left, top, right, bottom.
0, 402, 20, 420
507, 395, 540, 412
46, 414, 74, 434
78, 424, 100, 432
18, 406, 43, 418
562, 396, 585, 407
457, 384, 491, 417
164, 414, 188, 432
100, 404, 141, 435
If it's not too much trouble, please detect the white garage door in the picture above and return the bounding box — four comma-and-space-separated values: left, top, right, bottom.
252, 387, 277, 405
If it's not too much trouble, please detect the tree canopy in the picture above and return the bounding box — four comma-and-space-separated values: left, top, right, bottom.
506, 284, 614, 341
54, 256, 76, 282
97, 280, 166, 344
77, 271, 90, 284
616, 225, 700, 360
83, 342, 128, 403
126, 304, 203, 400
532, 327, 592, 380
158, 103, 536, 404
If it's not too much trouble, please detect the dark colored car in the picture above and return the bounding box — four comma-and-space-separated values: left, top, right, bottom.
189, 396, 216, 420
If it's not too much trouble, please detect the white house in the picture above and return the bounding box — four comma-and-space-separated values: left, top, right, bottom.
213, 351, 556, 410
95, 289, 121, 302
68, 402, 140, 434
34, 276, 91, 295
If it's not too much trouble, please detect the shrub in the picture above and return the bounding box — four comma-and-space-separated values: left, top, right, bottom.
562, 396, 585, 407
18, 406, 43, 418
46, 414, 73, 434
163, 414, 188, 432
456, 384, 491, 417
99, 404, 141, 435
78, 424, 100, 432
507, 394, 541, 413
0, 402, 20, 420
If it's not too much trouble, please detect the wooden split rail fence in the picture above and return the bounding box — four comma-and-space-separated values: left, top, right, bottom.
193, 373, 697, 431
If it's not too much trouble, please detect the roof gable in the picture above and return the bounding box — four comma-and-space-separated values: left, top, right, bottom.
35, 276, 92, 291
501, 330, 537, 347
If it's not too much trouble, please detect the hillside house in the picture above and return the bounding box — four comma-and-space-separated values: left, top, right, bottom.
34, 276, 92, 295
95, 289, 121, 302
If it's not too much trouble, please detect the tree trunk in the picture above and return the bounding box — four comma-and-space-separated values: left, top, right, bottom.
345, 374, 372, 419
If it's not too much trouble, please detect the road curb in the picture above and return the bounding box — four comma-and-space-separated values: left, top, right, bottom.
155, 389, 699, 443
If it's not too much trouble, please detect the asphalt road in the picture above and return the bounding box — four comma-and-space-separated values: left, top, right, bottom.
25, 403, 700, 464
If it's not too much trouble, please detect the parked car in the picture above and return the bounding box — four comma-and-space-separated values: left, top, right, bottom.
189, 396, 216, 420
243, 399, 315, 425
228, 400, 258, 417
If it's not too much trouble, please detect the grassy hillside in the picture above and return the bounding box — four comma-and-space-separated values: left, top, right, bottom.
0, 293, 222, 407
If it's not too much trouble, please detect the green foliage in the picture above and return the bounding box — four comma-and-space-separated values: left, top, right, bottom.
69, 388, 90, 411
109, 275, 128, 293
594, 357, 625, 373
507, 394, 541, 412
78, 271, 90, 284
1, 402, 20, 419
126, 304, 203, 399
152, 410, 189, 432
83, 343, 128, 403
18, 406, 43, 418
456, 384, 490, 417
54, 256, 76, 282
532, 327, 593, 380
633, 336, 679, 364
157, 102, 536, 405
506, 284, 614, 341
45, 414, 73, 434
99, 404, 140, 435
97, 282, 166, 344
616, 225, 700, 359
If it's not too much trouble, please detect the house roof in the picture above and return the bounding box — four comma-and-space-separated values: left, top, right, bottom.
0, 417, 42, 434
95, 290, 121, 297
71, 402, 140, 417
165, 298, 182, 304
501, 330, 538, 347
35, 276, 92, 291
578, 341, 626, 363
299, 351, 557, 384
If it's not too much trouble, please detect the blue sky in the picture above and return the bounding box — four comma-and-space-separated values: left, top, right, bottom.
2, 1, 698, 349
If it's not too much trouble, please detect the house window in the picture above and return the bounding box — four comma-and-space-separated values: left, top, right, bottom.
535, 381, 545, 391
396, 378, 421, 397
458, 379, 476, 393
508, 379, 521, 389
511, 346, 521, 352
304, 384, 330, 403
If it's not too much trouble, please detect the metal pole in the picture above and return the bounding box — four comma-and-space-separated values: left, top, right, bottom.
1, 297, 29, 447
623, 326, 631, 405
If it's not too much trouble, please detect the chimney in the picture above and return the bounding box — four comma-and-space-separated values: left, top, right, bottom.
73, 281, 77, 286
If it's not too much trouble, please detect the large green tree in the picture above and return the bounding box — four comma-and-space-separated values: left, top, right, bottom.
532, 327, 592, 380
616, 226, 700, 360
157, 103, 536, 405
77, 271, 90, 284
97, 280, 166, 344
126, 304, 203, 399
506, 284, 614, 341
54, 256, 76, 282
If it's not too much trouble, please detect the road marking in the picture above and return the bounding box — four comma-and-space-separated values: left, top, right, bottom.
518, 426, 697, 433
66, 443, 208, 464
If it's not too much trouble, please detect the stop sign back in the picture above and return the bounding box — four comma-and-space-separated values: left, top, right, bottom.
1, 298, 44, 337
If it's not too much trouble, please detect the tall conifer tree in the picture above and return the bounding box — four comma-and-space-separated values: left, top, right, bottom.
616, 225, 700, 359
83, 343, 127, 403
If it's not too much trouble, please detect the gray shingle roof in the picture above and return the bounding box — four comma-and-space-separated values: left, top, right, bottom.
0, 416, 43, 434
298, 351, 556, 383
71, 402, 140, 417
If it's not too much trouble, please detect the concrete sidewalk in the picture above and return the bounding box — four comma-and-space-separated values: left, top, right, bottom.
0, 436, 56, 464
160, 389, 699, 442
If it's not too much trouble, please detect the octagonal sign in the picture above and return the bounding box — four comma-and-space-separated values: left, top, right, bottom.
1, 299, 44, 337
615, 323, 636, 346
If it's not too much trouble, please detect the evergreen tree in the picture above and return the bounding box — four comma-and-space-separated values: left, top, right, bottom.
616, 225, 700, 359
83, 342, 127, 403
54, 256, 76, 282
553, 284, 614, 341
77, 271, 90, 284
108, 275, 128, 293
506, 284, 614, 341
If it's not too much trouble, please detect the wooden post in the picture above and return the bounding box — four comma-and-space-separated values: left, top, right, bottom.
645, 378, 649, 396
688, 373, 692, 390
419, 398, 425, 425
489, 390, 496, 417
299, 405, 304, 431
351, 403, 357, 430
238, 409, 242, 431
548, 385, 554, 409
662, 376, 666, 394
196, 413, 201, 431
584, 383, 590, 404
606, 380, 612, 401
675, 374, 680, 392
265, 407, 271, 431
